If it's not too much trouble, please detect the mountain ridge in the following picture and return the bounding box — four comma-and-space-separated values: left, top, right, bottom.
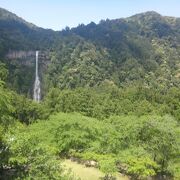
0, 7, 179, 95
1, 7, 180, 30
0, 7, 38, 29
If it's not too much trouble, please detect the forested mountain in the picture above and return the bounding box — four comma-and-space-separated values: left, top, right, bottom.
71, 11, 180, 88
0, 8, 180, 180
0, 8, 179, 94
0, 7, 60, 55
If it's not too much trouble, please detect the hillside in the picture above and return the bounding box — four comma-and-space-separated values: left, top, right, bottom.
0, 7, 180, 180
0, 8, 179, 95
0, 7, 60, 55
70, 11, 180, 87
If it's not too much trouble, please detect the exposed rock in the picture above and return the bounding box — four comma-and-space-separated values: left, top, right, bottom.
85, 160, 98, 168
5, 50, 51, 66
6, 50, 35, 59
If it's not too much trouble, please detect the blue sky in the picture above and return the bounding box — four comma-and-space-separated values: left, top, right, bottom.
0, 0, 179, 30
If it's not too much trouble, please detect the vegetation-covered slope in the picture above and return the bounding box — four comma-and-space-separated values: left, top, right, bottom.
0, 8, 61, 55
0, 8, 179, 94
70, 11, 180, 88
0, 8, 180, 180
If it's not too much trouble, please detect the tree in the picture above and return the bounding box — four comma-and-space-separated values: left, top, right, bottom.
99, 159, 117, 180
139, 116, 179, 173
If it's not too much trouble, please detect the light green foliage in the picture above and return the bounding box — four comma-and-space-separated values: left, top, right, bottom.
11, 93, 49, 124
139, 116, 179, 172
167, 160, 180, 180
99, 159, 117, 179
0, 81, 15, 169
18, 113, 179, 178
45, 85, 180, 121
6, 123, 73, 179
53, 113, 104, 152
0, 8, 180, 180
0, 85, 14, 126
126, 157, 158, 179
117, 147, 159, 179
0, 63, 8, 81
0, 109, 179, 179
0, 80, 179, 179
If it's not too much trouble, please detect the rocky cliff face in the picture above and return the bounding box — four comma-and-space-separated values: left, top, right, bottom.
6, 50, 35, 59
6, 50, 51, 65
5, 50, 51, 96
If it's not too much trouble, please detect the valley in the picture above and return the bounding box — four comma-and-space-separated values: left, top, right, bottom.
0, 7, 179, 180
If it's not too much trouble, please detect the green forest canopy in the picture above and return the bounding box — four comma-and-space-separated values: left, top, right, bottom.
0, 8, 179, 180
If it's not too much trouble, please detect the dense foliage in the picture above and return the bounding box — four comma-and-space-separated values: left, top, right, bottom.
1, 81, 179, 179
0, 73, 74, 179
44, 85, 180, 121
0, 9, 179, 95
0, 8, 179, 180
3, 113, 179, 179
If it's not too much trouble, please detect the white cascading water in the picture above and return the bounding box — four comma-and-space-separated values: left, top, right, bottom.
33, 51, 41, 102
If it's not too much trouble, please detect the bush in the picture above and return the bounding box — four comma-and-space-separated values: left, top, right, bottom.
6, 124, 73, 179
99, 159, 117, 179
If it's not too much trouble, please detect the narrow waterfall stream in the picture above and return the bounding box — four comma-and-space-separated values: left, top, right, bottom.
33, 51, 41, 102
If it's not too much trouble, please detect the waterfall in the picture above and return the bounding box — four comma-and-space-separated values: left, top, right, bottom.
33, 51, 41, 102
